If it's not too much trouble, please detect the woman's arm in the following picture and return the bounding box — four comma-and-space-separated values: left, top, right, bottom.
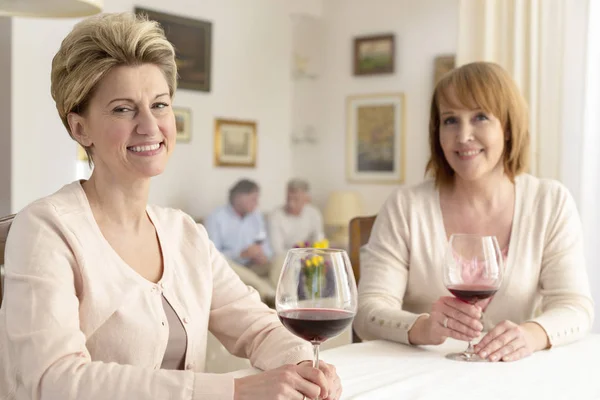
204, 227, 314, 370
4, 202, 232, 400
353, 192, 428, 344
529, 184, 594, 346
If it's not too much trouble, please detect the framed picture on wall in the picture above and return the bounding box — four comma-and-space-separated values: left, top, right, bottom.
173, 107, 192, 143
434, 55, 456, 85
214, 118, 257, 168
353, 34, 395, 76
346, 93, 405, 184
77, 144, 88, 162
135, 7, 212, 92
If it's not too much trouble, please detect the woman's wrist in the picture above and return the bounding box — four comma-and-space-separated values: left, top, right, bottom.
407, 315, 431, 345
521, 322, 550, 351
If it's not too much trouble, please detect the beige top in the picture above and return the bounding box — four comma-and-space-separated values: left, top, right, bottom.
269, 204, 324, 256
0, 181, 313, 400
161, 296, 187, 370
354, 174, 594, 347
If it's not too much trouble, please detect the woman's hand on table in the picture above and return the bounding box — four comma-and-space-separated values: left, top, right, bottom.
408, 296, 483, 345
234, 360, 341, 400
474, 320, 549, 362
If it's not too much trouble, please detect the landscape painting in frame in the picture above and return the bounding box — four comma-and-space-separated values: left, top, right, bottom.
214, 118, 257, 168
135, 7, 212, 92
346, 93, 405, 184
353, 34, 395, 76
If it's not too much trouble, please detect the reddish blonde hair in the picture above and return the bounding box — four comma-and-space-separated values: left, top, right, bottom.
426, 62, 530, 186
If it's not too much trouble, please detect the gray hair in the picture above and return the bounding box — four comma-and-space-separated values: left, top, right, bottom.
229, 179, 259, 203
287, 178, 310, 193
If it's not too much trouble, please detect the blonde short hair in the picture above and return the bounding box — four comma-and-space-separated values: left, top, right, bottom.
425, 61, 530, 186
51, 12, 177, 161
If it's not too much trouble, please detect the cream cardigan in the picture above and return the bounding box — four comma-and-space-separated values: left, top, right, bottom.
354, 174, 594, 347
0, 182, 313, 400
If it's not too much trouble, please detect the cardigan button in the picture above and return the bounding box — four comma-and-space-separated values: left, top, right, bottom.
186, 363, 195, 370
183, 317, 190, 324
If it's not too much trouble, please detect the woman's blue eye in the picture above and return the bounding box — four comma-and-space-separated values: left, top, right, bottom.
443, 116, 457, 125
475, 113, 489, 121
153, 102, 169, 109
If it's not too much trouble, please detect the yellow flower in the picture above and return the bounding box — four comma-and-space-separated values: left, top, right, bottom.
305, 259, 313, 267
313, 239, 329, 249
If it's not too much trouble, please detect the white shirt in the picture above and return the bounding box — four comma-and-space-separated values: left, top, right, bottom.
268, 204, 325, 256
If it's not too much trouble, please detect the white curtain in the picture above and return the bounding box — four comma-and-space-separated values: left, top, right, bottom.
456, 0, 566, 179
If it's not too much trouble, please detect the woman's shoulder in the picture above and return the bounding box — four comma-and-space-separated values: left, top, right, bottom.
13, 181, 86, 224
517, 174, 574, 205
383, 179, 437, 209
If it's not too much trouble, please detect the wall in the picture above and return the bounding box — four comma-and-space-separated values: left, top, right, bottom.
0, 17, 11, 216
10, 0, 296, 218
580, 0, 600, 332
292, 0, 460, 214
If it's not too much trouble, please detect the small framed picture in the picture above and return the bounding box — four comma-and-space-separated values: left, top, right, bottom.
353, 34, 395, 76
434, 55, 456, 85
214, 118, 257, 168
173, 107, 192, 143
77, 144, 88, 162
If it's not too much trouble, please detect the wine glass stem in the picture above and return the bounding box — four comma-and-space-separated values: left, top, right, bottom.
312, 343, 321, 400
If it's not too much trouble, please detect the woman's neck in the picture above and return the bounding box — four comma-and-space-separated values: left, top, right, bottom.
448, 171, 514, 211
82, 170, 150, 230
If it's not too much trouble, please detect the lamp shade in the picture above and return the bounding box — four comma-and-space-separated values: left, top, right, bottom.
324, 191, 363, 226
0, 0, 103, 18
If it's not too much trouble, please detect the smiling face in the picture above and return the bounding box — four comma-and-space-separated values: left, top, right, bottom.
438, 86, 507, 183
68, 64, 176, 182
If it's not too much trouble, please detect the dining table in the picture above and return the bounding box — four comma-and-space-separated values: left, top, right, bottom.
231, 334, 600, 399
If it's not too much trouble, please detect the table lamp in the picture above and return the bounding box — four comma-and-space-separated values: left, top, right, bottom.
324, 191, 363, 248
0, 0, 103, 17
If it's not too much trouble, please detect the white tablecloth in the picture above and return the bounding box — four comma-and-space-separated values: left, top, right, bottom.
232, 335, 600, 399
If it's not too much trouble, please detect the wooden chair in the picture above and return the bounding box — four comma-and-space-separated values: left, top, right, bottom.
348, 215, 377, 284
0, 214, 16, 308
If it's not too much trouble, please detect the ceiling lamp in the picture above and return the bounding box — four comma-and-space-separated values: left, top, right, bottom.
0, 0, 103, 18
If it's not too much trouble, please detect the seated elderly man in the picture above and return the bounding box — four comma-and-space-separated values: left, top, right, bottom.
269, 178, 325, 259
204, 179, 275, 302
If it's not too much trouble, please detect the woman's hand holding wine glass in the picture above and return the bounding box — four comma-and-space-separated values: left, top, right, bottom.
275, 248, 357, 400
442, 233, 504, 362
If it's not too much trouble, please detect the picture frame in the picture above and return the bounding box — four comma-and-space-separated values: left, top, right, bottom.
353, 34, 395, 76
173, 107, 192, 143
214, 118, 257, 168
77, 144, 88, 162
135, 7, 212, 92
434, 55, 456, 85
346, 93, 405, 184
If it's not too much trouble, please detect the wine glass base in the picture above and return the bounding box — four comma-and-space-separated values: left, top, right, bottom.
445, 352, 489, 362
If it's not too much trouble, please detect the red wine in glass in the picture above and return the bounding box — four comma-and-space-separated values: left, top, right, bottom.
447, 284, 498, 304
443, 234, 504, 362
278, 308, 355, 343
276, 248, 357, 400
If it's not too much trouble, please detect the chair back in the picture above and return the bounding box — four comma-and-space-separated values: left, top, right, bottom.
0, 214, 16, 307
348, 215, 376, 284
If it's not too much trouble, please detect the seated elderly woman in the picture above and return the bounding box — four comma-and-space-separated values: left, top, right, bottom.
0, 13, 341, 400
354, 61, 594, 362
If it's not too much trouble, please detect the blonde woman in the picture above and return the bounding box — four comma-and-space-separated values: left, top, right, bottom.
354, 62, 593, 362
0, 13, 341, 400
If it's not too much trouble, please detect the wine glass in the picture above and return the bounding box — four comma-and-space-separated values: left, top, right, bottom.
442, 234, 504, 362
276, 248, 357, 398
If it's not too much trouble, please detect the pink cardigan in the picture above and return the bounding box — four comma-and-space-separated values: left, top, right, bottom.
0, 182, 313, 400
